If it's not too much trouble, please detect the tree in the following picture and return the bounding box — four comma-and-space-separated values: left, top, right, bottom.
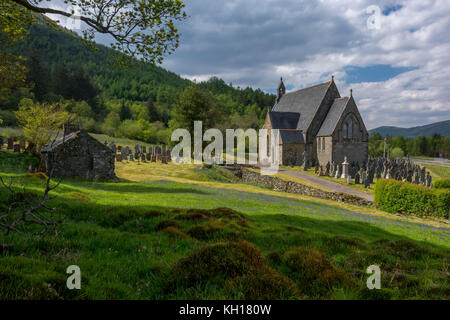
8, 0, 187, 65
0, 1, 34, 100
119, 102, 132, 121
26, 50, 51, 101
14, 98, 69, 155
390, 147, 404, 159
171, 84, 225, 134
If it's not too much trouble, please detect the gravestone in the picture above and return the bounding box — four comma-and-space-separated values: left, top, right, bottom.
129, 154, 134, 161
355, 172, 360, 184
335, 164, 342, 179
7, 138, 14, 150
116, 154, 122, 162
364, 173, 370, 188
340, 156, 349, 179
324, 162, 330, 176
331, 162, 336, 177
347, 175, 351, 184
425, 172, 432, 187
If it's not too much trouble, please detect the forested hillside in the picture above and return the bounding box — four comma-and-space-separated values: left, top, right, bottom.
369, 120, 450, 138
0, 17, 275, 144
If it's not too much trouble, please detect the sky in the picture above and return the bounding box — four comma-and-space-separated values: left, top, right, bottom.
47, 0, 450, 130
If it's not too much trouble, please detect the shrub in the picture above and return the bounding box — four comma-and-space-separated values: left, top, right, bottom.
434, 178, 450, 189
165, 241, 265, 290
281, 246, 352, 297
375, 179, 449, 218
225, 266, 301, 299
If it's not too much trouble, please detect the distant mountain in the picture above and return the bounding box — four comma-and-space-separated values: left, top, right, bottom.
369, 120, 450, 137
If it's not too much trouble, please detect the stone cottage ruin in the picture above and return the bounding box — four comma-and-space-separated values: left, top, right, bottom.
40, 125, 116, 180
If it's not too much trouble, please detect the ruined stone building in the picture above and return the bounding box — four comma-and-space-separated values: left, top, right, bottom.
40, 125, 116, 180
263, 77, 368, 166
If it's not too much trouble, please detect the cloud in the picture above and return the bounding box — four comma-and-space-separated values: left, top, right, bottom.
45, 0, 449, 129
161, 0, 450, 129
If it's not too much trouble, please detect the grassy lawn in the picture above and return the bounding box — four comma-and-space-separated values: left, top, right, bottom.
0, 151, 449, 300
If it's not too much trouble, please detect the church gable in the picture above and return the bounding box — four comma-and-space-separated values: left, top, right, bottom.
332, 95, 368, 143
317, 97, 349, 137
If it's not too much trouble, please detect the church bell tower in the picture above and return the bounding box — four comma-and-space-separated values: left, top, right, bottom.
276, 77, 286, 104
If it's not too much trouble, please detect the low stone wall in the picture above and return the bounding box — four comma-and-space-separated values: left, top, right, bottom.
237, 168, 373, 207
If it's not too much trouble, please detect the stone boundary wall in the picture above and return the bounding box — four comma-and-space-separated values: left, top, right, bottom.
236, 168, 373, 207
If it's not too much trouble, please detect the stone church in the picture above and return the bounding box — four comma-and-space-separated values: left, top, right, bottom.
264, 76, 368, 166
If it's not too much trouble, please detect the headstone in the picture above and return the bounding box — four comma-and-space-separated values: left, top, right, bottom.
117, 146, 122, 152
426, 172, 432, 187
141, 154, 146, 162
324, 162, 330, 176
340, 156, 349, 179
361, 169, 366, 185
116, 154, 122, 162
318, 165, 323, 177
7, 138, 14, 150
129, 154, 134, 161
335, 164, 342, 179
364, 173, 370, 188
331, 162, 336, 177
347, 175, 351, 184
302, 151, 309, 171
355, 172, 360, 184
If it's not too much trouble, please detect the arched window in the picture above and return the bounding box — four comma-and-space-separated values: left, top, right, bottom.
343, 123, 348, 139
318, 137, 321, 151
348, 118, 353, 139
353, 122, 359, 140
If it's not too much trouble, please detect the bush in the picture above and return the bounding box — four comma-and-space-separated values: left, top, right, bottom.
434, 178, 450, 189
165, 241, 265, 290
375, 179, 450, 218
281, 246, 352, 297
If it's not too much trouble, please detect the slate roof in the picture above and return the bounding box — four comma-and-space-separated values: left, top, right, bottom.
317, 97, 349, 137
279, 130, 304, 143
40, 131, 80, 153
269, 111, 300, 129
272, 81, 331, 131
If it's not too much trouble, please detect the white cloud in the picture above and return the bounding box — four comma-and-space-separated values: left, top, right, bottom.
161, 0, 450, 129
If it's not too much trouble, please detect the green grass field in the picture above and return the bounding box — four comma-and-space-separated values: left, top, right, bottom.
0, 151, 449, 300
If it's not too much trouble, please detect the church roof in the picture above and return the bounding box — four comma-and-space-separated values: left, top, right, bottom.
317, 97, 349, 136
269, 111, 300, 129
279, 130, 304, 143
272, 81, 331, 131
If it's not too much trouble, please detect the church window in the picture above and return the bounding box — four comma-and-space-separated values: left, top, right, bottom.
348, 118, 353, 139
318, 137, 321, 151
343, 123, 348, 139
322, 137, 325, 151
